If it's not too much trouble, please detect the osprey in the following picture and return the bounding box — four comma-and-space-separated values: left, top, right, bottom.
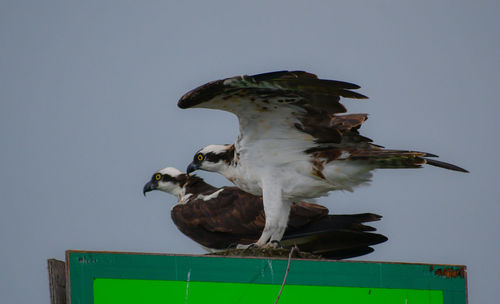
179, 71, 468, 247
143, 167, 388, 259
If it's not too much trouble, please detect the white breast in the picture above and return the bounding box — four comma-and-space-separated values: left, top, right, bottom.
223, 146, 374, 200
217, 97, 373, 199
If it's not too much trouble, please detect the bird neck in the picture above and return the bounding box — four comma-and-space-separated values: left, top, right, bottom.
183, 175, 217, 196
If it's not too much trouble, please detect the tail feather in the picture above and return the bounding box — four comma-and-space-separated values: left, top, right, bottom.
281, 212, 387, 259
347, 149, 467, 172
321, 247, 375, 260
424, 158, 469, 173
282, 230, 387, 260
294, 213, 382, 234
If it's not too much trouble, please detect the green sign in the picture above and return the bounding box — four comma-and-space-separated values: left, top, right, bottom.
67, 251, 466, 304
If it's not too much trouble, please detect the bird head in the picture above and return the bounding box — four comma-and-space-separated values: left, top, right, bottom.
143, 167, 188, 197
186, 144, 234, 174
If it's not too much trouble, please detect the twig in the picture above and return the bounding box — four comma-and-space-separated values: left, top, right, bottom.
274, 246, 297, 304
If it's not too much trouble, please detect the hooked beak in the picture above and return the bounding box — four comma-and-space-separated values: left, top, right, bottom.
186, 162, 199, 174
143, 181, 156, 196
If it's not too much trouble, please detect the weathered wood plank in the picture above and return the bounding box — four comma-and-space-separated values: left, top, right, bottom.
47, 259, 66, 304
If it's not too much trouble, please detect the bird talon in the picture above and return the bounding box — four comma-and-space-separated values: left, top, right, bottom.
236, 243, 258, 250
266, 240, 282, 248
226, 242, 238, 249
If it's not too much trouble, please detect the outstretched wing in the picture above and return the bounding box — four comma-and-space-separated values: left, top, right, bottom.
178, 71, 468, 172
177, 71, 368, 145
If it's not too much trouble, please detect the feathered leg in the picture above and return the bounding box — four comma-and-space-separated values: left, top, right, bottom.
269, 200, 292, 245
256, 176, 288, 247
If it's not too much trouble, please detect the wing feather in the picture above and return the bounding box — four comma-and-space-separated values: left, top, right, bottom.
178, 71, 368, 145
172, 188, 331, 235
178, 70, 367, 111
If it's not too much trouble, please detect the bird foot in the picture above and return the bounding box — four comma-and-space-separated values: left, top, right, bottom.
226, 242, 238, 249
236, 243, 258, 250
264, 240, 282, 249
235, 240, 283, 250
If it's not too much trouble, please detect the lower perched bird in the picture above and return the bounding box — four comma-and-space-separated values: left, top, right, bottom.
143, 167, 387, 259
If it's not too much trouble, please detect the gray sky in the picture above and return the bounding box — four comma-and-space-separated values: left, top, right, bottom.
1, 1, 499, 303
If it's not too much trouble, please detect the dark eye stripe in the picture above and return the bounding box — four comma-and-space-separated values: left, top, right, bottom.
162, 175, 175, 182
205, 151, 234, 163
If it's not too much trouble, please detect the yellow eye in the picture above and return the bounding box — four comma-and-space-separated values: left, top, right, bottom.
154, 174, 162, 181
197, 154, 204, 161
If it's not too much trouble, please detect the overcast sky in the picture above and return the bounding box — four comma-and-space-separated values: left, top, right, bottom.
1, 1, 499, 303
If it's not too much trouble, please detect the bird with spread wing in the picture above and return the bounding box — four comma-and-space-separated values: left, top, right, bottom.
143, 167, 387, 259
179, 71, 468, 248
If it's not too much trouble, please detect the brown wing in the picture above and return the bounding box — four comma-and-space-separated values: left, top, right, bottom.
287, 202, 328, 229
299, 113, 372, 144
170, 188, 264, 249
172, 187, 330, 236
171, 187, 264, 236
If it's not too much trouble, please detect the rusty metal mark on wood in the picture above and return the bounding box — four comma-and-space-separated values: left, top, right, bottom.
430, 265, 465, 278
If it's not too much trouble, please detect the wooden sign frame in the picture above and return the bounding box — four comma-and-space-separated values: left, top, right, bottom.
66, 250, 467, 304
